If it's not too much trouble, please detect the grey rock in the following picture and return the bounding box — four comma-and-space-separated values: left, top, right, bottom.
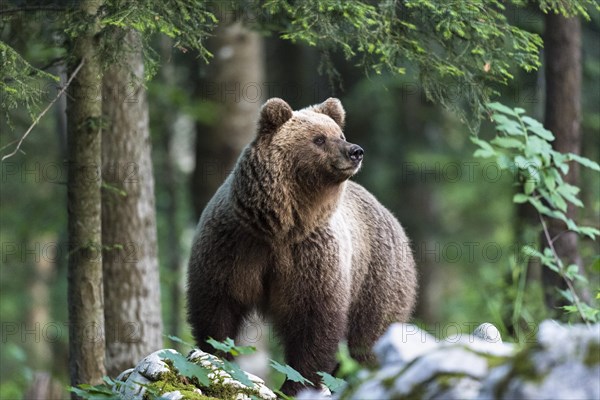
389, 347, 488, 397
347, 375, 391, 400
481, 321, 600, 400
423, 375, 482, 400
341, 321, 599, 400
115, 350, 173, 399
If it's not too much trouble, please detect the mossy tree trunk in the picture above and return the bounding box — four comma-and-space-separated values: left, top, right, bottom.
101, 28, 163, 377
542, 14, 587, 309
66, 0, 106, 390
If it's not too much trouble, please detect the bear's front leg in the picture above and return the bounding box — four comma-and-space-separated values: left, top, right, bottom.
277, 305, 347, 395
188, 293, 248, 356
272, 231, 351, 396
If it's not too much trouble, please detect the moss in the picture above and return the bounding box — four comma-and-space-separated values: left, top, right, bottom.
143, 358, 264, 400
584, 342, 600, 366
483, 354, 511, 369
142, 361, 215, 400
511, 348, 541, 381
493, 345, 542, 399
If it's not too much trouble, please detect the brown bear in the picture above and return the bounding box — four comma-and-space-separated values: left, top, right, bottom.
187, 97, 417, 395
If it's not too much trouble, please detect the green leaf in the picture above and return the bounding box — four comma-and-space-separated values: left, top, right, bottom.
559, 162, 570, 175
270, 360, 313, 386
525, 136, 552, 156
69, 384, 116, 399
565, 264, 580, 280
513, 193, 529, 203
166, 335, 195, 348
566, 153, 600, 171
524, 180, 535, 195
577, 226, 600, 240
556, 184, 583, 207
521, 245, 543, 259
159, 350, 210, 386
488, 102, 519, 116
471, 136, 495, 152
522, 116, 554, 140
474, 148, 496, 158
207, 337, 256, 356
221, 359, 255, 388
557, 289, 574, 303
493, 114, 523, 135
544, 190, 567, 212
543, 173, 556, 191
491, 136, 524, 149
579, 304, 600, 322
561, 305, 578, 314
317, 372, 346, 393
514, 155, 528, 169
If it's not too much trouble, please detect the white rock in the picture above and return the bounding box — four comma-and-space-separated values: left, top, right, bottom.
297, 388, 331, 400
373, 323, 439, 366
257, 383, 277, 400
390, 347, 488, 396
136, 349, 174, 379
443, 334, 515, 357
161, 391, 184, 400
348, 375, 390, 400
473, 323, 503, 343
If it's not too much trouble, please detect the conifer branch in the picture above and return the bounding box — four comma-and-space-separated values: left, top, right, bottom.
2, 60, 84, 161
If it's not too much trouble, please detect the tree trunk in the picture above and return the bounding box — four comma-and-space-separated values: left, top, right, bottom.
190, 21, 264, 219
102, 28, 163, 377
158, 36, 183, 342
66, 0, 106, 389
542, 14, 585, 309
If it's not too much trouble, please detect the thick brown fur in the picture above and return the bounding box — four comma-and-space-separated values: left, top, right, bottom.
187, 97, 417, 395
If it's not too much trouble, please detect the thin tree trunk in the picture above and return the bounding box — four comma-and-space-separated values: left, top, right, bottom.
159, 37, 183, 340
66, 0, 106, 389
190, 20, 264, 219
102, 28, 163, 377
542, 14, 586, 309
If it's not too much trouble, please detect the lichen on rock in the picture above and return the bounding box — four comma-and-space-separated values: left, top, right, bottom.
112, 349, 276, 400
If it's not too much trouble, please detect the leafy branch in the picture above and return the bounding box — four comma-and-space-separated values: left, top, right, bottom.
472, 102, 600, 324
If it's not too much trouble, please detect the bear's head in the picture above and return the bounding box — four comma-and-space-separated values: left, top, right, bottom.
254, 97, 363, 188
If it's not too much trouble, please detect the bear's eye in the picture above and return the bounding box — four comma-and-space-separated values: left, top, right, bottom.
313, 136, 326, 146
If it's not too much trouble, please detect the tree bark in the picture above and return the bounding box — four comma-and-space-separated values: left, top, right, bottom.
542, 14, 585, 309
190, 21, 264, 219
101, 29, 163, 377
66, 0, 106, 389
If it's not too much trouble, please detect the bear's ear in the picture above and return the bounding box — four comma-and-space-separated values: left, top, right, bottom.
315, 97, 345, 128
258, 98, 293, 134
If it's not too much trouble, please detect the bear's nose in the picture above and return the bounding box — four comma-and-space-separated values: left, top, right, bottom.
348, 145, 364, 162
